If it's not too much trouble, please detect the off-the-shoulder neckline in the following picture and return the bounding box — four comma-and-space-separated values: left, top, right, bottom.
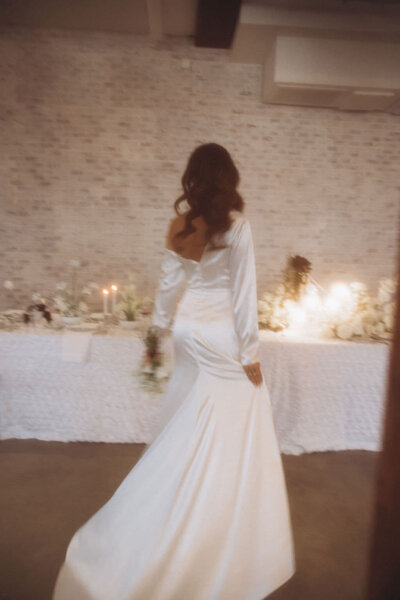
164, 243, 209, 264
163, 211, 245, 263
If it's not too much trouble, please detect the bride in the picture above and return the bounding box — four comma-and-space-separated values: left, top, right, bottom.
53, 143, 295, 600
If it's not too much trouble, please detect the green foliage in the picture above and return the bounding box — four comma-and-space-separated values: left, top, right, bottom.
117, 273, 143, 321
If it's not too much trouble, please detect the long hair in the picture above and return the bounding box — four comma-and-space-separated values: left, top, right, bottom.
173, 143, 244, 250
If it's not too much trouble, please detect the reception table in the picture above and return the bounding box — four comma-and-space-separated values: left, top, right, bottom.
258, 330, 388, 454
0, 328, 389, 454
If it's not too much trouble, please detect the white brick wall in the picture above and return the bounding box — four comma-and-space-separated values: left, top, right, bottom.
0, 28, 399, 311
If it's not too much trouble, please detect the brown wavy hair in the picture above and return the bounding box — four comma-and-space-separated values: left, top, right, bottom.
173, 143, 244, 250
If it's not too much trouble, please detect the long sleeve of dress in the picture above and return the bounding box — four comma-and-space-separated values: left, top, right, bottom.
228, 216, 261, 366
151, 250, 186, 330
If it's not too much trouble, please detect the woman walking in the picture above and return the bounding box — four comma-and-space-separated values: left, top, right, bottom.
53, 143, 295, 600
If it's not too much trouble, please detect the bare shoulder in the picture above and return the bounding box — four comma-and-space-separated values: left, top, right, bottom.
165, 214, 185, 249
168, 214, 185, 230
169, 214, 186, 232
168, 211, 207, 234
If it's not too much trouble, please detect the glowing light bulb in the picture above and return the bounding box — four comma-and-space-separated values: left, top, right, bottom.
324, 282, 353, 321
302, 292, 320, 311
324, 296, 340, 313
284, 300, 306, 329
330, 283, 351, 302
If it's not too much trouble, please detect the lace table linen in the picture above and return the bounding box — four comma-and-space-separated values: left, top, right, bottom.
0, 330, 389, 454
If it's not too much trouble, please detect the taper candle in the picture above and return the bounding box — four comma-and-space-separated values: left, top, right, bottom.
111, 284, 118, 314
103, 289, 109, 315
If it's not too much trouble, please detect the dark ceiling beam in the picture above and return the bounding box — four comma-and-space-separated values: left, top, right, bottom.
195, 0, 242, 49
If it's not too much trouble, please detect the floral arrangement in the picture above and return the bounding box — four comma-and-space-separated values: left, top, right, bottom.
328, 279, 396, 341
3, 281, 52, 326
116, 273, 145, 322
282, 255, 312, 301
258, 255, 397, 342
258, 255, 314, 332
135, 327, 170, 395
23, 296, 52, 325
53, 260, 99, 317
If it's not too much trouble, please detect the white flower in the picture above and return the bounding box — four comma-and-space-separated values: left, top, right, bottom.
350, 282, 367, 295
351, 315, 364, 337
378, 278, 396, 305
258, 300, 271, 314
269, 316, 282, 329
276, 284, 285, 296
382, 301, 394, 315
155, 368, 168, 379
56, 282, 68, 291
383, 311, 394, 332
54, 296, 67, 312
364, 323, 376, 338
263, 292, 274, 304
362, 308, 379, 325
336, 322, 354, 340
375, 321, 386, 336
320, 324, 335, 338
4, 280, 14, 290
69, 259, 80, 269
82, 286, 92, 296
32, 292, 41, 303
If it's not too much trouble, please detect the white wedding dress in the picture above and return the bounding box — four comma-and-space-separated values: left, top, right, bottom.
53, 210, 295, 600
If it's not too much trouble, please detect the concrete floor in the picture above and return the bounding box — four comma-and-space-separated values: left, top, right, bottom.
0, 440, 377, 600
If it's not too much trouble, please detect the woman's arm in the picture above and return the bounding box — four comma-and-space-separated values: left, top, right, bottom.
228, 215, 262, 385
151, 219, 186, 331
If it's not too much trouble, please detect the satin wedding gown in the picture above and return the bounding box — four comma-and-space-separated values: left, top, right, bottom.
53, 210, 295, 600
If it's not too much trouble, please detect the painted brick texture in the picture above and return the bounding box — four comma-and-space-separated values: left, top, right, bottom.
0, 28, 399, 311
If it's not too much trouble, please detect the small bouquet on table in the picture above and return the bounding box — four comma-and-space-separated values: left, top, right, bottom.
53, 259, 99, 325
116, 274, 145, 328
24, 293, 53, 326
135, 325, 171, 400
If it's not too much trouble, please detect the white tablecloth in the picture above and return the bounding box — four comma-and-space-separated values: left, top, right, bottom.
0, 330, 389, 454
259, 330, 389, 454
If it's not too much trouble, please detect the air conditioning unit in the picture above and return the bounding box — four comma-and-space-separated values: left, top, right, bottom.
263, 35, 400, 112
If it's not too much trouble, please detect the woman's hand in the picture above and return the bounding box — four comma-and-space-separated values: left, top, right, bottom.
242, 362, 263, 386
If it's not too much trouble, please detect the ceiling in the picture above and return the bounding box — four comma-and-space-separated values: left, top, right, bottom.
1, 0, 399, 39
1, 0, 400, 113
0, 0, 195, 36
